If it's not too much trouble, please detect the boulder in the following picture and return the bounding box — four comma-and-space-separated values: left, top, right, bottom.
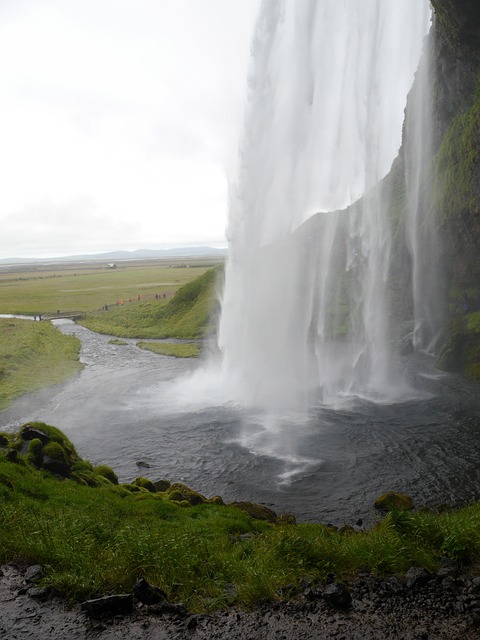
43, 455, 70, 478
230, 501, 277, 523
20, 425, 50, 445
323, 582, 352, 608
374, 492, 413, 512
24, 565, 43, 583
153, 479, 171, 493
133, 578, 168, 606
405, 567, 432, 588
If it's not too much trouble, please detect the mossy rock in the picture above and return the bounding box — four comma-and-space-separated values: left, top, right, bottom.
70, 472, 90, 487
94, 465, 119, 485
437, 314, 480, 381
206, 495, 225, 506
230, 501, 278, 523
72, 460, 94, 473
374, 492, 413, 512
153, 479, 171, 492
20, 422, 77, 457
338, 525, 356, 534
133, 477, 156, 493
27, 438, 44, 468
167, 490, 184, 502
167, 483, 206, 506
5, 449, 18, 463
122, 483, 148, 493
0, 432, 10, 447
276, 513, 296, 525
42, 442, 68, 464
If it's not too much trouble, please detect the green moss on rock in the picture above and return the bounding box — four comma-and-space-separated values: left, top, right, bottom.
374, 492, 414, 512
94, 465, 119, 485
166, 482, 206, 506
230, 501, 278, 523
133, 477, 156, 492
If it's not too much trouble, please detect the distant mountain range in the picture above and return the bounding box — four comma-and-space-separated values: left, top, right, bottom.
0, 246, 228, 265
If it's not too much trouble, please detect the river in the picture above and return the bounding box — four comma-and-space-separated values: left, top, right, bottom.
1, 319, 480, 525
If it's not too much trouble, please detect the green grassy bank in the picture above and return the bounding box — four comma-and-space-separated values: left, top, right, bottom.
1, 423, 480, 612
0, 319, 82, 410
79, 267, 221, 340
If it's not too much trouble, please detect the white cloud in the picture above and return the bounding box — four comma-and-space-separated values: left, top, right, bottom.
0, 0, 260, 257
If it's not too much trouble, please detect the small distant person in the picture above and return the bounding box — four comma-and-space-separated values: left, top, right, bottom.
129, 297, 132, 303
155, 294, 159, 300
57, 309, 60, 315
137, 293, 141, 301
120, 299, 124, 305
116, 300, 119, 306
163, 293, 166, 299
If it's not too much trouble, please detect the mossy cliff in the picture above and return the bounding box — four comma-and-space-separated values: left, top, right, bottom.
381, 1, 480, 378
428, 1, 480, 378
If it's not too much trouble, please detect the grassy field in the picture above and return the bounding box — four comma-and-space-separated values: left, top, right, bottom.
79, 267, 222, 339
1, 423, 480, 611
0, 319, 82, 410
0, 258, 221, 316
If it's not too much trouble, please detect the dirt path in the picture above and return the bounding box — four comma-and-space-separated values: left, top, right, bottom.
2, 563, 480, 639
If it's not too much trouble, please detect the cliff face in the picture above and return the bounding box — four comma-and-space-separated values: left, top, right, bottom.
423, 1, 480, 377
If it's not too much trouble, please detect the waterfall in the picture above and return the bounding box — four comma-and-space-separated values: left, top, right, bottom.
218, 0, 432, 411
404, 27, 444, 353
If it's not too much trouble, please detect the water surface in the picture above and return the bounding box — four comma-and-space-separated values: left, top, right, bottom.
1, 320, 479, 525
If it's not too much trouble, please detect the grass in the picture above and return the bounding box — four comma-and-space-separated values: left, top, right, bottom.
0, 319, 82, 410
79, 267, 222, 339
2, 423, 480, 611
136, 341, 201, 358
0, 259, 218, 316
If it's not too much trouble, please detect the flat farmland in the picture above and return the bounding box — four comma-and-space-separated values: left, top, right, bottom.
0, 258, 222, 315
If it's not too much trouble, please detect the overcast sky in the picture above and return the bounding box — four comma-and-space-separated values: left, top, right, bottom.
0, 0, 260, 258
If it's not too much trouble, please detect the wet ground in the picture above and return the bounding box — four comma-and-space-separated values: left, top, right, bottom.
2, 563, 480, 639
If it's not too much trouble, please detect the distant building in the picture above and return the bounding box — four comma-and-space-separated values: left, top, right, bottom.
106, 263, 117, 269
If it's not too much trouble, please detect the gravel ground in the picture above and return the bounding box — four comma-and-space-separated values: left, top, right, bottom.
2, 563, 480, 639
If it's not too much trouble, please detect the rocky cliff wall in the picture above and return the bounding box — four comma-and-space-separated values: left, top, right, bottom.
417, 1, 480, 377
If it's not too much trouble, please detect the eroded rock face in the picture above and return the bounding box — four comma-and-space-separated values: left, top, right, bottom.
431, 1, 480, 51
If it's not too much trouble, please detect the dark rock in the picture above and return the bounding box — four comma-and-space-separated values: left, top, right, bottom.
322, 582, 352, 609
133, 577, 168, 606
153, 479, 171, 492
5, 449, 18, 463
186, 615, 197, 630
405, 567, 432, 588
24, 565, 43, 583
338, 525, 355, 534
43, 455, 70, 478
81, 594, 133, 618
20, 425, 50, 445
136, 461, 152, 469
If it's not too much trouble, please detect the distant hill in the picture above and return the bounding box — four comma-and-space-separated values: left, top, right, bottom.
0, 246, 227, 265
